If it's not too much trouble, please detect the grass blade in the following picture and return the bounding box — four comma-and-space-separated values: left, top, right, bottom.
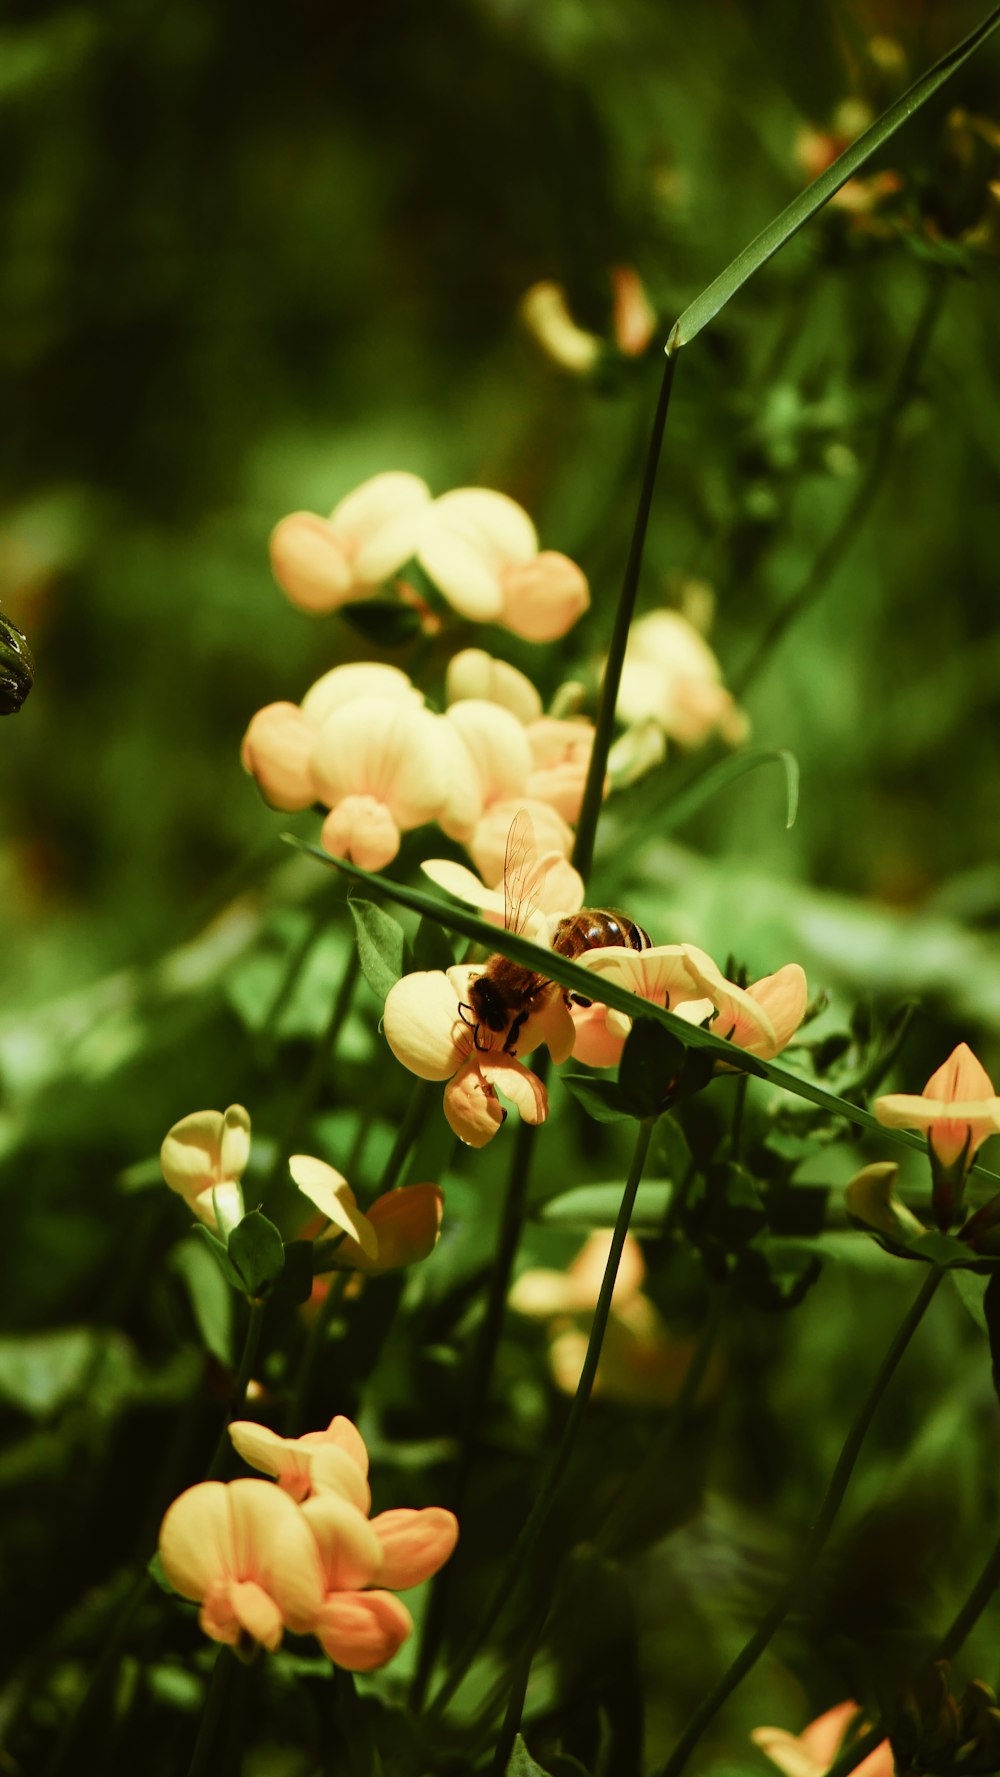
669, 3, 1000, 350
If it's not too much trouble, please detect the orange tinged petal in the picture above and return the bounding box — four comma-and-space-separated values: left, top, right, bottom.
316, 1590, 413, 1672
370, 1507, 458, 1590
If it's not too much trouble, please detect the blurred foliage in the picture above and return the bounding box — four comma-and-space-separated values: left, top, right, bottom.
2, 0, 1000, 1773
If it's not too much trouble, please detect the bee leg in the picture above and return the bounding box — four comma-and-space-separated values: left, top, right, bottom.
457, 1002, 476, 1028
568, 993, 593, 1009
504, 1011, 528, 1054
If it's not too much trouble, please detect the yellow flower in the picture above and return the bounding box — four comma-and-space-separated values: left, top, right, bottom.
159, 1104, 250, 1235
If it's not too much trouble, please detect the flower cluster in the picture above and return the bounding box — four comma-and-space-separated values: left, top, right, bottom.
241, 653, 602, 878
383, 872, 808, 1146
158, 1416, 457, 1669
269, 472, 589, 640
511, 1231, 725, 1407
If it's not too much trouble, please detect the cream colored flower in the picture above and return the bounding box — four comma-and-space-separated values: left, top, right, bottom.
229, 1415, 372, 1511
512, 1233, 723, 1407
269, 473, 432, 614
383, 964, 570, 1148
311, 697, 457, 871
160, 1104, 250, 1234
617, 609, 747, 748
875, 1043, 1000, 1171
404, 487, 589, 639
446, 647, 543, 725
570, 946, 714, 1070
679, 948, 809, 1061
753, 1701, 892, 1777
158, 1477, 322, 1656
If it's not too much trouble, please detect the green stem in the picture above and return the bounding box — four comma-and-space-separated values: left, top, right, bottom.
379, 1076, 434, 1195
410, 1084, 546, 1708
733, 268, 946, 699
650, 1264, 946, 1777
205, 1298, 266, 1480
823, 1531, 1000, 1777
288, 1273, 348, 1436
428, 1117, 656, 1725
572, 350, 679, 883
597, 1289, 726, 1557
264, 946, 361, 1196
729, 1073, 749, 1166
186, 1647, 237, 1777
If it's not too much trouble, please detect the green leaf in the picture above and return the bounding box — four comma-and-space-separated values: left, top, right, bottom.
561, 1073, 633, 1123
0, 1328, 135, 1419
661, 747, 799, 834
534, 1180, 672, 1229
348, 897, 409, 1001
269, 1239, 316, 1307
228, 1210, 286, 1298
281, 835, 1000, 1186
168, 1237, 235, 1365
413, 914, 456, 972
618, 1017, 685, 1116
147, 1550, 174, 1596
506, 1736, 560, 1777
667, 3, 1000, 349
950, 1269, 989, 1335
191, 1223, 244, 1291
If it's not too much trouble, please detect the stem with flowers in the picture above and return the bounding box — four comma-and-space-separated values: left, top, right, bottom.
651, 1263, 947, 1777
428, 1115, 656, 1723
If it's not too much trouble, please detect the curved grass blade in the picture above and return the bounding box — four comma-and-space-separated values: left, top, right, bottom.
283, 833, 1000, 1188
660, 746, 799, 835
668, 3, 1000, 351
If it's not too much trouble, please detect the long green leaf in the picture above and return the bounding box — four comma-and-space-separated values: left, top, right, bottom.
284, 835, 1000, 1189
661, 746, 799, 835
668, 3, 1000, 350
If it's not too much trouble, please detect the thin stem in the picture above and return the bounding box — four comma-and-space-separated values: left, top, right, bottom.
572, 350, 679, 883
288, 1273, 348, 1436
428, 1117, 656, 1724
598, 1288, 726, 1557
823, 1529, 1000, 1777
205, 1298, 266, 1480
264, 946, 361, 1195
937, 1531, 1000, 1662
729, 1073, 749, 1166
410, 1082, 546, 1708
733, 269, 946, 699
186, 1648, 237, 1777
651, 1264, 945, 1777
379, 1076, 434, 1195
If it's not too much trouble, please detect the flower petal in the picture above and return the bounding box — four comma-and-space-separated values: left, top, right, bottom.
479, 1052, 548, 1126
289, 1155, 378, 1259
925, 1042, 996, 1103
241, 703, 318, 810
443, 1063, 506, 1148
315, 1590, 413, 1672
269, 513, 354, 613
160, 1110, 225, 1197
446, 647, 543, 724
370, 1507, 458, 1589
433, 488, 538, 563
421, 857, 508, 920
499, 552, 589, 643
230, 1579, 285, 1652
340, 1183, 444, 1274
219, 1105, 252, 1183
445, 701, 533, 805
300, 1491, 384, 1592
418, 529, 504, 621
329, 471, 431, 540
301, 662, 419, 726
469, 798, 574, 888
383, 971, 467, 1081
320, 797, 401, 872
159, 1481, 235, 1602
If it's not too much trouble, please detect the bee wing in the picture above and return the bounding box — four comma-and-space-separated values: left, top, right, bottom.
502, 809, 543, 938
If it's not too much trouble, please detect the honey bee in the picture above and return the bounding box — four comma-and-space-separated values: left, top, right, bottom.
460, 812, 652, 1053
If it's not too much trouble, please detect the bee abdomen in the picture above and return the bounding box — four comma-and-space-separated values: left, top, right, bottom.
551, 908, 652, 960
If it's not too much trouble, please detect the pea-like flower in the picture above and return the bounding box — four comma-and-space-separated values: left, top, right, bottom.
679, 948, 809, 1061
408, 488, 590, 640
753, 1701, 893, 1777
511, 1232, 723, 1407
569, 946, 714, 1070
874, 1042, 1000, 1227
616, 608, 747, 749
269, 472, 432, 614
158, 1477, 321, 1656
159, 1104, 251, 1235
241, 662, 423, 818
160, 1418, 458, 1672
446, 646, 543, 725
383, 965, 571, 1148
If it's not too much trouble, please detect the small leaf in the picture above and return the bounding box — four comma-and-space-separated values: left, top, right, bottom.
339, 597, 423, 646
228, 1210, 286, 1298
349, 897, 409, 1001
191, 1224, 244, 1290
534, 1181, 673, 1229
168, 1237, 235, 1365
950, 1269, 989, 1335
561, 1073, 633, 1123
147, 1551, 174, 1596
413, 914, 456, 972
270, 1240, 316, 1307
506, 1735, 559, 1777
617, 1018, 685, 1117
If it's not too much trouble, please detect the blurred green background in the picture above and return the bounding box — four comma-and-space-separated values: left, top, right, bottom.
2, 0, 1000, 1771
